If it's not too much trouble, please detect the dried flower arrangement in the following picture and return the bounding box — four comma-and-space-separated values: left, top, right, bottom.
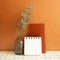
15, 4, 34, 55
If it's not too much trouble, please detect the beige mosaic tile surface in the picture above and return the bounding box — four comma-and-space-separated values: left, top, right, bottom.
0, 51, 60, 60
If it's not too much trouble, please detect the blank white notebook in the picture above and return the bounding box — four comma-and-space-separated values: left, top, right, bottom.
24, 37, 42, 55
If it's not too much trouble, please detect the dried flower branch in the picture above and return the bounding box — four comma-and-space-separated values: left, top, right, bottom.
17, 4, 34, 40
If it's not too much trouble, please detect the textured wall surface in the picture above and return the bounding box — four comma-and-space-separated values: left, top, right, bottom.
0, 0, 60, 51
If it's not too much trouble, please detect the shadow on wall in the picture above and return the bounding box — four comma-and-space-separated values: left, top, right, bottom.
0, 0, 31, 50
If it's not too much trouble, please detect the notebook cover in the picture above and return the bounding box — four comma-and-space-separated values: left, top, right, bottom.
29, 24, 46, 53
24, 37, 42, 55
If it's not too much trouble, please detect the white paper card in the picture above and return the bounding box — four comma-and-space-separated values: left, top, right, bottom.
24, 37, 42, 55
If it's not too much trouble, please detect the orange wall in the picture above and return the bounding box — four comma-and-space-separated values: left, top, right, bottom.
0, 0, 60, 51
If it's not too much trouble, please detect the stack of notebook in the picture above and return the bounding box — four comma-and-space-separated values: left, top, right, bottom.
24, 24, 46, 55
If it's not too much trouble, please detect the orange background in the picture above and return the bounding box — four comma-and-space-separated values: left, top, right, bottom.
0, 0, 60, 51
